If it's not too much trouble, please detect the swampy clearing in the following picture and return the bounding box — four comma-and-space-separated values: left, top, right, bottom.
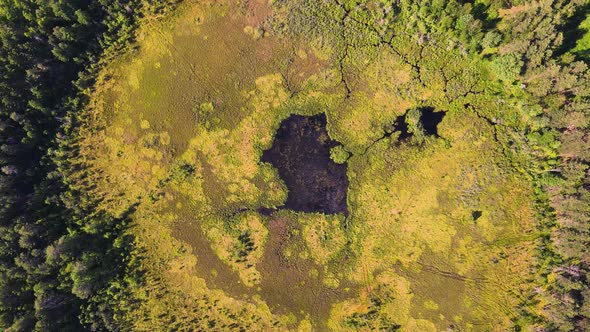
79, 0, 543, 330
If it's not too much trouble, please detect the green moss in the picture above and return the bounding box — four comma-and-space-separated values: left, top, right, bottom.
330, 145, 350, 164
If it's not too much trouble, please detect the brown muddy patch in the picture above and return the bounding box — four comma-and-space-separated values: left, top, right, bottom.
172, 217, 253, 299
172, 211, 357, 328
257, 214, 357, 326
243, 0, 274, 27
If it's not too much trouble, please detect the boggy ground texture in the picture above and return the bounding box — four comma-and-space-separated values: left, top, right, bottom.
77, 0, 546, 330
261, 114, 349, 215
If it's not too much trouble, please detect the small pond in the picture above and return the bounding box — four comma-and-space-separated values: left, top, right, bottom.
261, 113, 349, 215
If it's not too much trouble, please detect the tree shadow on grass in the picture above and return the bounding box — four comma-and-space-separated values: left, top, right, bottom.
555, 3, 590, 60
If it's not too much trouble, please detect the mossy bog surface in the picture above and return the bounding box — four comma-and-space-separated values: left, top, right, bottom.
79, 0, 543, 330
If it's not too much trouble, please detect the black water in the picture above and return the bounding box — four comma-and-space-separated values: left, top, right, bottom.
472, 210, 482, 221
420, 107, 445, 136
393, 107, 445, 139
393, 114, 411, 140
261, 114, 349, 215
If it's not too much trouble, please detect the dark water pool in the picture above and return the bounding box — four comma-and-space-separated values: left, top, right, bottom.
261, 113, 349, 215
393, 106, 445, 139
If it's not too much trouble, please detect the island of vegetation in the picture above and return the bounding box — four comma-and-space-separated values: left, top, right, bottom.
1, 0, 589, 331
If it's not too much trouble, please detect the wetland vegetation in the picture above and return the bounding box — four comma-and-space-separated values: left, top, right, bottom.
1, 0, 590, 331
